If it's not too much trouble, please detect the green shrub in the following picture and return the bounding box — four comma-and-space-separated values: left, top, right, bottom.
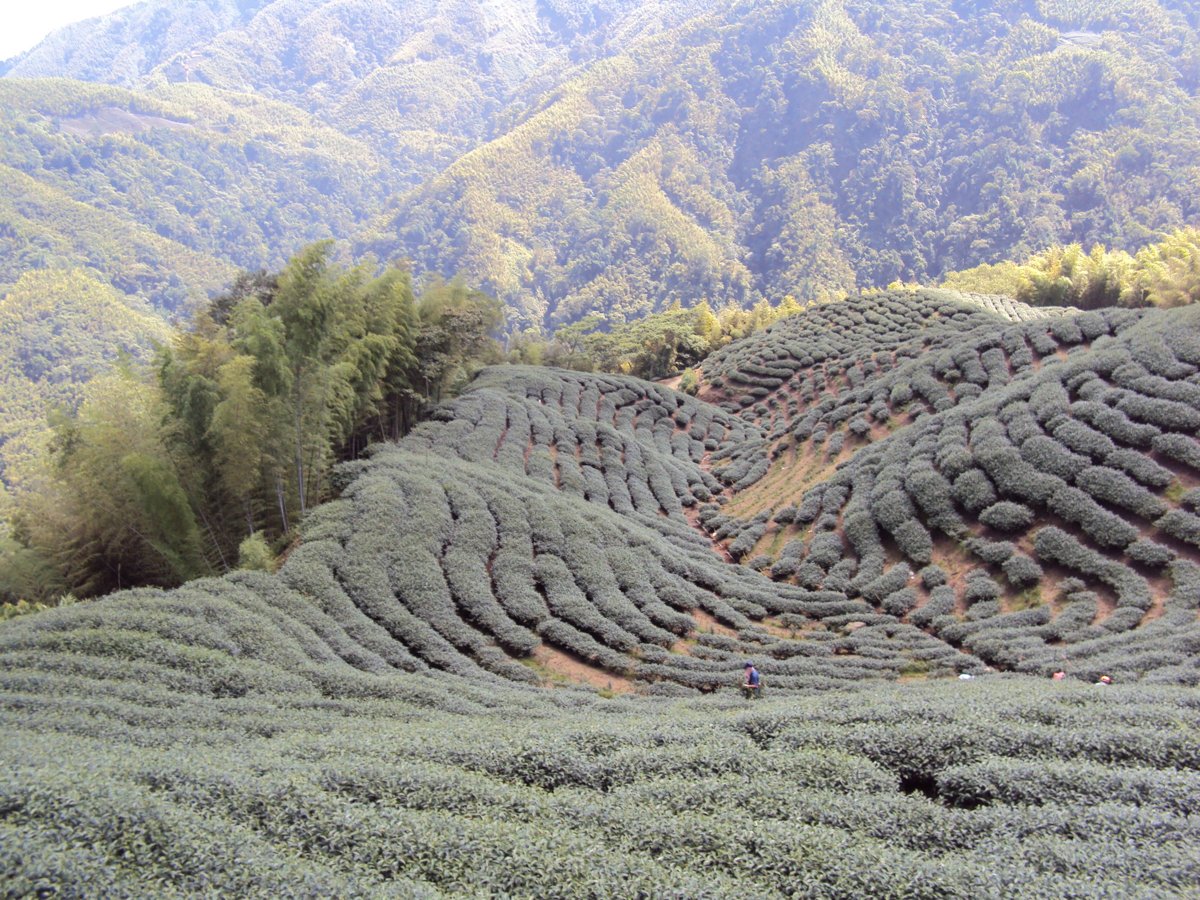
979, 501, 1035, 532
237, 533, 276, 572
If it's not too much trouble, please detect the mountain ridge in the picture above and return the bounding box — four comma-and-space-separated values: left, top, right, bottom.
2, 0, 1197, 325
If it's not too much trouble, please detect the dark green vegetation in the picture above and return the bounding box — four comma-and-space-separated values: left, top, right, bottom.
2, 0, 1199, 326
0, 77, 376, 309
371, 0, 1200, 328
702, 290, 1200, 682
0, 269, 173, 603
2, 244, 503, 601
508, 295, 805, 381
4, 0, 1200, 892
2, 675, 1198, 896
3, 291, 1200, 893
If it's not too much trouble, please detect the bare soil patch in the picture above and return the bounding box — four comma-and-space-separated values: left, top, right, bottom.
929, 536, 975, 616
683, 505, 735, 561
689, 609, 740, 638
722, 437, 853, 520
59, 107, 194, 138
530, 645, 635, 694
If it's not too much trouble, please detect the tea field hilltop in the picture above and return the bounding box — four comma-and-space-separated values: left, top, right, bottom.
3, 289, 1200, 896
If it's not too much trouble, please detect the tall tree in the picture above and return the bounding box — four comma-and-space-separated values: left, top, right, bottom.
4, 244, 502, 598
17, 371, 207, 595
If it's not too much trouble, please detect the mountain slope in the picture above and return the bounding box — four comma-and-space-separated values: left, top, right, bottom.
0, 77, 392, 307
700, 290, 1200, 680
366, 0, 1200, 326
0, 269, 171, 492
0, 1, 268, 84
3, 0, 1198, 323
4, 292, 1198, 691
3, 0, 716, 184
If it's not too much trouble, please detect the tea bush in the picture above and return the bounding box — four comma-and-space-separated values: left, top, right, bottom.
7, 292, 1200, 894
699, 295, 1200, 676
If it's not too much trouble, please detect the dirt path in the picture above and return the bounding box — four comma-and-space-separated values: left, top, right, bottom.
684, 506, 736, 562
531, 645, 635, 694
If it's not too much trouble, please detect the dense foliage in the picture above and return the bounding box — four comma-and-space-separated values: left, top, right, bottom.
1, 244, 503, 600
3, 289, 1200, 892
365, 0, 1200, 326
0, 268, 170, 495
1, 626, 1197, 896
700, 289, 1200, 682
509, 295, 806, 380
2, 0, 1198, 326
941, 229, 1200, 309
0, 77, 393, 310
0, 0, 701, 314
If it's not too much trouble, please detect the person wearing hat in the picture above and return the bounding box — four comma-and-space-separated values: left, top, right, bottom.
741, 662, 762, 699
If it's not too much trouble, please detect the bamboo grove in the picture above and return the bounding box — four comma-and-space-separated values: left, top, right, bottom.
3, 243, 503, 599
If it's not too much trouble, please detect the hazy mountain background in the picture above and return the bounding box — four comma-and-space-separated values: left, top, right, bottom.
1, 0, 1197, 330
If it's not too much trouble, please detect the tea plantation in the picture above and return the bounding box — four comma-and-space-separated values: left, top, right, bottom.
3, 290, 1200, 895
3, 678, 1198, 897
701, 291, 1200, 684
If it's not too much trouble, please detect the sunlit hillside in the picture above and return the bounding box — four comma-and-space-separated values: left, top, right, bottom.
2, 0, 1197, 323
3, 2, 1200, 894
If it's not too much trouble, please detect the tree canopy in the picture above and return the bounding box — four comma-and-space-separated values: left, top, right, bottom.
2, 245, 503, 600
940, 229, 1200, 309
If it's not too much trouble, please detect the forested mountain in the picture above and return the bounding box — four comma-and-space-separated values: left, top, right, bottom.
366, 0, 1200, 327
5, 3, 1200, 894
0, 269, 170, 492
0, 0, 717, 311
2, 0, 1198, 327
0, 78, 390, 308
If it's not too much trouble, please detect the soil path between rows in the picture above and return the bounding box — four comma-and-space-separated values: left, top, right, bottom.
531, 645, 635, 694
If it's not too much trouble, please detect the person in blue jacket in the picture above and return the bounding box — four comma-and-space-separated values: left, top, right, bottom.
741, 662, 762, 699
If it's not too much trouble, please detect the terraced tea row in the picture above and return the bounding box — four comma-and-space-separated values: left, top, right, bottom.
8, 290, 1200, 696
700, 292, 1200, 684
4, 288, 1200, 894
402, 366, 751, 518
2, 678, 1196, 897
286, 446, 979, 693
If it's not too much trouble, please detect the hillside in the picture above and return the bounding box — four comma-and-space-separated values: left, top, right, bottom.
2, 0, 1198, 323
5, 289, 1200, 690
0, 77, 392, 307
2, 290, 1200, 893
700, 290, 1200, 679
0, 0, 719, 311
0, 269, 171, 494
3, 2, 1200, 891
367, 0, 1200, 327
